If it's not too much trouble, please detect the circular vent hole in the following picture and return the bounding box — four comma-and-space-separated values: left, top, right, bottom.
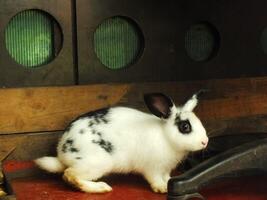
94, 16, 144, 70
185, 23, 220, 62
5, 9, 63, 68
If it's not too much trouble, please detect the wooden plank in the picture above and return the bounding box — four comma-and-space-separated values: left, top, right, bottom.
205, 115, 267, 137
0, 144, 15, 162
0, 84, 129, 134
0, 77, 267, 135
0, 132, 61, 161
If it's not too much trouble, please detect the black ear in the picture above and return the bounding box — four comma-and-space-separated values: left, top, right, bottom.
144, 93, 174, 119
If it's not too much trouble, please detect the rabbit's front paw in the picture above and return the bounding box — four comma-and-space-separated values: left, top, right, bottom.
151, 181, 167, 193
145, 172, 169, 193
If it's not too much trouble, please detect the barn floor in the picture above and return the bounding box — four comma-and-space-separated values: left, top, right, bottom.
2, 161, 267, 200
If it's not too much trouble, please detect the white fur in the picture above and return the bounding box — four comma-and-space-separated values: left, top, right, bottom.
35, 94, 208, 194
34, 156, 66, 173
182, 94, 198, 112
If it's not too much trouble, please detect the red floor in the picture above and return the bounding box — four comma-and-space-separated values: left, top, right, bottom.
3, 161, 267, 200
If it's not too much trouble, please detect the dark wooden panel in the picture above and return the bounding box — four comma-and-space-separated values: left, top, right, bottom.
0, 77, 267, 135
0, 132, 61, 161
77, 0, 267, 84
206, 115, 267, 137
0, 0, 75, 87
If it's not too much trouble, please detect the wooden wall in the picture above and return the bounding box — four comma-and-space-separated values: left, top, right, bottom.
1, 77, 267, 161
1, 0, 267, 87
77, 0, 267, 83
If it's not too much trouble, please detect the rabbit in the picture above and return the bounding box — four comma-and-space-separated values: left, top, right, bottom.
35, 92, 208, 194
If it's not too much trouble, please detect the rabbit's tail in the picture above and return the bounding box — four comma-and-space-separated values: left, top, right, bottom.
35, 156, 66, 173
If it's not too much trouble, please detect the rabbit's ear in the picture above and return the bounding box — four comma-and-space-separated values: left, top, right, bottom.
183, 89, 208, 112
183, 90, 206, 111
144, 93, 173, 119
182, 95, 198, 112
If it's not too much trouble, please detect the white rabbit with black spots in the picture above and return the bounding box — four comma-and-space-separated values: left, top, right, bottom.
35, 92, 208, 193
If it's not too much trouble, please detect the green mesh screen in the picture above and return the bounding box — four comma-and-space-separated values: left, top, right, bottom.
94, 16, 144, 70
185, 23, 220, 62
5, 10, 61, 68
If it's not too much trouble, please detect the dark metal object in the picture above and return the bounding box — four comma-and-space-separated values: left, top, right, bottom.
167, 138, 267, 200
168, 192, 205, 200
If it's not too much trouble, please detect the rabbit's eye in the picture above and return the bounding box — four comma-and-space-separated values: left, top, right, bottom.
178, 120, 191, 134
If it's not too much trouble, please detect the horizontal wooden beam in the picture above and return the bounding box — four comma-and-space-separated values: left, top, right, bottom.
0, 77, 267, 135
0, 84, 129, 134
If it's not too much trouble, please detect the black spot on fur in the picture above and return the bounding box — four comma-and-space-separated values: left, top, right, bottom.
175, 115, 180, 123
70, 147, 79, 152
88, 121, 94, 127
66, 139, 73, 144
76, 157, 82, 160
86, 108, 110, 126
94, 117, 100, 124
80, 108, 109, 120
62, 138, 73, 152
102, 118, 108, 124
65, 108, 110, 133
65, 123, 73, 133
92, 139, 114, 153
62, 143, 67, 153
91, 130, 102, 136
79, 129, 85, 134
61, 138, 79, 153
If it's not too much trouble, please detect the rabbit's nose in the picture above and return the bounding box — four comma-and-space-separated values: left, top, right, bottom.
201, 138, 209, 147
201, 141, 207, 146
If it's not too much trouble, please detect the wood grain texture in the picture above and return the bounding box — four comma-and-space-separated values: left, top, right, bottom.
0, 77, 266, 136
0, 84, 129, 134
